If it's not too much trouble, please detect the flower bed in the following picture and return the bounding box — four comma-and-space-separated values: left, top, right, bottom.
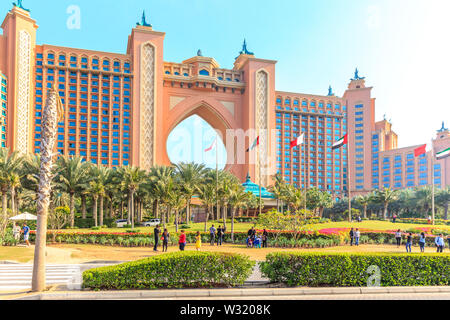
83, 252, 255, 290
260, 252, 450, 287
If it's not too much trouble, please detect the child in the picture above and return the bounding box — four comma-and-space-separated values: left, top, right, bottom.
161, 229, 170, 252
195, 231, 202, 251
254, 235, 262, 249
246, 236, 253, 248
179, 230, 186, 251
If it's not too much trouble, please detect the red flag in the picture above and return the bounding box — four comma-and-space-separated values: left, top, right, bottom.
204, 138, 217, 152
414, 144, 427, 157
290, 134, 304, 149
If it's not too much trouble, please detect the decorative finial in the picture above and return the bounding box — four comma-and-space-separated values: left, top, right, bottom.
438, 121, 448, 133
12, 0, 30, 12
136, 10, 152, 27
351, 68, 365, 81
236, 39, 254, 59
197, 49, 203, 57
246, 173, 251, 182
327, 85, 334, 96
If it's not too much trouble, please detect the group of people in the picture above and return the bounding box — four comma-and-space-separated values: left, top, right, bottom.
349, 228, 361, 246
246, 227, 268, 249
12, 222, 30, 247
394, 229, 450, 253
208, 225, 226, 246
152, 226, 202, 253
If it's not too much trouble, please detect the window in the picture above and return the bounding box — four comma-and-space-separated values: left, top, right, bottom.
199, 69, 210, 76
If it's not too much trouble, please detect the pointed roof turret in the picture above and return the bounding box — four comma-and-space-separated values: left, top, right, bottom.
236, 39, 254, 59
327, 85, 334, 96
136, 10, 152, 27
13, 0, 30, 12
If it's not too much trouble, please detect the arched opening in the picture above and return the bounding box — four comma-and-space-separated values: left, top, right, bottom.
166, 115, 227, 170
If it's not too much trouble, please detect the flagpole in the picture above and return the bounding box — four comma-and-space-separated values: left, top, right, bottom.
303, 143, 307, 212
216, 134, 219, 222
258, 132, 262, 217
431, 138, 435, 226
347, 137, 352, 223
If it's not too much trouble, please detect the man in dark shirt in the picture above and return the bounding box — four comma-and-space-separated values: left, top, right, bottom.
349, 228, 355, 246
153, 225, 161, 252
217, 226, 223, 246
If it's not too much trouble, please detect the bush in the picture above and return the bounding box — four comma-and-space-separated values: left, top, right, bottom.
180, 225, 192, 230
260, 252, 450, 287
74, 218, 116, 229
83, 252, 255, 290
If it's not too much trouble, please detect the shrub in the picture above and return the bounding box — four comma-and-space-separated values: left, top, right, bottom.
180, 225, 192, 230
83, 252, 255, 290
260, 252, 450, 287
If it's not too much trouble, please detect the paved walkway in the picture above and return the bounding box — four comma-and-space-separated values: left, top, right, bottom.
14, 286, 450, 300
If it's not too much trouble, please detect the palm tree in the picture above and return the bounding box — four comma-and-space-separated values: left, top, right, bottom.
374, 187, 398, 220
413, 186, 433, 218
32, 84, 61, 292
0, 149, 23, 219
88, 180, 102, 227
356, 193, 372, 219
436, 186, 450, 220
147, 165, 174, 221
90, 165, 111, 226
167, 188, 186, 232
174, 162, 207, 224
198, 181, 216, 232
116, 166, 146, 229
228, 185, 250, 242
317, 191, 334, 218
55, 156, 90, 227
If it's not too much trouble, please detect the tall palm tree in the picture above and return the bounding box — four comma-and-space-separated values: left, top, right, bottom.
199, 181, 216, 232
90, 165, 111, 226
55, 156, 90, 227
436, 186, 450, 220
0, 149, 23, 219
147, 165, 174, 220
32, 84, 62, 292
317, 191, 334, 218
167, 188, 186, 232
374, 187, 398, 220
174, 162, 207, 224
413, 186, 433, 218
116, 166, 146, 229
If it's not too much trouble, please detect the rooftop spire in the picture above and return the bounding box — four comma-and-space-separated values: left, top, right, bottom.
327, 85, 334, 96
12, 0, 30, 12
237, 38, 254, 58
438, 121, 448, 133
351, 68, 365, 81
136, 10, 152, 27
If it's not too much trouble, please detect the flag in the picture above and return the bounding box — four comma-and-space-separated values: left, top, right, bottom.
246, 136, 259, 152
332, 134, 348, 150
204, 138, 217, 152
436, 147, 450, 160
290, 134, 305, 149
414, 144, 427, 158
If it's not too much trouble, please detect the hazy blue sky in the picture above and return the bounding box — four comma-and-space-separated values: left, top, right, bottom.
1, 0, 449, 167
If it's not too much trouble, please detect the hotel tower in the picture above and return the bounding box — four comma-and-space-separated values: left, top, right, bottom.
0, 3, 448, 199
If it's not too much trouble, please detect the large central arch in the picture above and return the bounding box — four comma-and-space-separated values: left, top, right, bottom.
162, 96, 241, 177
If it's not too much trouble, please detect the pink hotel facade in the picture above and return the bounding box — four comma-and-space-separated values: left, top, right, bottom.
0, 5, 449, 198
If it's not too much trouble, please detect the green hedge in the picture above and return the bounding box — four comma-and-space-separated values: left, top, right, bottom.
73, 218, 116, 229
83, 252, 255, 290
260, 252, 450, 287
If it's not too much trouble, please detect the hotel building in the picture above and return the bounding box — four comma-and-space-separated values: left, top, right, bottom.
0, 3, 448, 199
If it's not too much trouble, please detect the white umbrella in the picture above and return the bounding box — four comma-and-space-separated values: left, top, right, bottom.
9, 213, 38, 221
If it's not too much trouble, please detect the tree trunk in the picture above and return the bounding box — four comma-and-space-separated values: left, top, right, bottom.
187, 199, 191, 224
204, 205, 210, 232
32, 85, 58, 292
127, 196, 131, 225
130, 191, 135, 229
175, 209, 179, 232
70, 192, 75, 228
93, 197, 98, 227
223, 206, 227, 229
10, 187, 15, 215
153, 200, 159, 219
99, 195, 104, 226
120, 201, 124, 219
231, 207, 235, 242
2, 191, 7, 220
109, 199, 113, 219
383, 203, 388, 220
81, 195, 87, 219
444, 201, 449, 220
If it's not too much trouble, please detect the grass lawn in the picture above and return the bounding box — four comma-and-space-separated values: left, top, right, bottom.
57, 220, 450, 234
1, 243, 449, 264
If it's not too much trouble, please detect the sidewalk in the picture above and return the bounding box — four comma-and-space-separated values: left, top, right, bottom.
12, 286, 450, 300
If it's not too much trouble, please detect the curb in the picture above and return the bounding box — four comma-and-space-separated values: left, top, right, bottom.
13, 286, 450, 300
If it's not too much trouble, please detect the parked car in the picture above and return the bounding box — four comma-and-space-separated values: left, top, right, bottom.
115, 219, 128, 228
141, 219, 161, 227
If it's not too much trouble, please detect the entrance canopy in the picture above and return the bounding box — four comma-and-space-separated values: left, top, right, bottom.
242, 174, 275, 199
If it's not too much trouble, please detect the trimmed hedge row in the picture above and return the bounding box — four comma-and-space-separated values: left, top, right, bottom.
260, 252, 450, 287
83, 252, 255, 290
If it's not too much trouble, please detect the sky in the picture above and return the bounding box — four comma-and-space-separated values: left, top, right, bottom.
1, 0, 449, 167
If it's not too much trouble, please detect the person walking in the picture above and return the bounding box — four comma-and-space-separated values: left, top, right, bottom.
209, 225, 216, 246
13, 223, 21, 243
395, 229, 402, 247
355, 228, 361, 246
217, 226, 223, 246
195, 231, 202, 251
162, 229, 170, 252
393, 214, 397, 223
262, 229, 268, 248
419, 232, 426, 253
435, 234, 445, 253
405, 232, 413, 253
349, 228, 355, 246
179, 230, 187, 251
153, 225, 161, 252
22, 223, 30, 247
